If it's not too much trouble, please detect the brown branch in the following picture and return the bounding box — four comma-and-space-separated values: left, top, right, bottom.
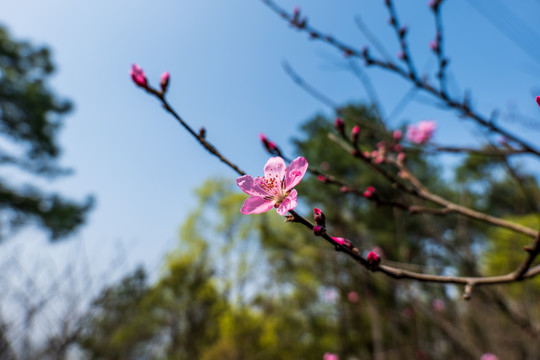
260, 0, 540, 157
139, 82, 540, 299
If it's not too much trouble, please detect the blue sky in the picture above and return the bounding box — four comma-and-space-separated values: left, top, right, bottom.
1, 0, 540, 293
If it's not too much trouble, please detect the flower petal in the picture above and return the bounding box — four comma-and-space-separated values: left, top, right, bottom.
236, 175, 266, 196
240, 196, 275, 214
284, 156, 308, 190
276, 189, 297, 216
263, 157, 287, 182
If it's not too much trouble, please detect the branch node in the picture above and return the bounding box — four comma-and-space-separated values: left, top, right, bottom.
463, 283, 474, 300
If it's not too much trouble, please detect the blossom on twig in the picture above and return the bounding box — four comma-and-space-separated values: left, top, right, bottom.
406, 120, 436, 144
323, 353, 339, 360
237, 156, 308, 215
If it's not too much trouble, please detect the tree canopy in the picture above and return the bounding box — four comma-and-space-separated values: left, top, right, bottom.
0, 25, 92, 241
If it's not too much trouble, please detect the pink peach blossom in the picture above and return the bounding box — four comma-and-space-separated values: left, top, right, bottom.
237, 156, 308, 216
406, 120, 436, 144
323, 353, 339, 360
130, 64, 147, 88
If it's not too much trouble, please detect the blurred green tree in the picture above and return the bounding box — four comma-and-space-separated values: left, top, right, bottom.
0, 25, 92, 241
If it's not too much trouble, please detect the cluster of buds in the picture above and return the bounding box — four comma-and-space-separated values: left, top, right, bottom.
362, 129, 406, 165
130, 64, 170, 96
290, 7, 307, 29
363, 186, 376, 199
313, 208, 326, 236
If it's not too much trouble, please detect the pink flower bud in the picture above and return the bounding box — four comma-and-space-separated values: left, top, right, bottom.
347, 291, 359, 303
339, 186, 349, 193
480, 354, 499, 360
313, 225, 325, 236
130, 64, 148, 88
397, 51, 405, 60
393, 144, 403, 152
393, 129, 402, 140
366, 251, 380, 266
399, 26, 407, 38
363, 190, 372, 198
430, 40, 439, 52
363, 151, 370, 158
397, 152, 406, 161
323, 353, 339, 360
334, 117, 345, 135
259, 133, 278, 154
351, 125, 360, 144
317, 175, 327, 183
366, 186, 375, 193
332, 237, 345, 245
536, 96, 540, 108
314, 208, 326, 226
160, 71, 170, 93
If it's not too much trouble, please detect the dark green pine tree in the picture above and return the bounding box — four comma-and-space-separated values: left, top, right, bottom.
0, 25, 92, 241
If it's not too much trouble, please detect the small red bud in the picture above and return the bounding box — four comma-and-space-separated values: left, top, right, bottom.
332, 237, 345, 245
351, 125, 360, 145
313, 208, 326, 226
259, 133, 278, 154
160, 71, 170, 93
393, 129, 402, 140
536, 96, 540, 108
399, 26, 408, 38
317, 175, 327, 183
130, 64, 148, 88
366, 186, 375, 193
313, 225, 325, 236
367, 251, 380, 267
334, 117, 345, 136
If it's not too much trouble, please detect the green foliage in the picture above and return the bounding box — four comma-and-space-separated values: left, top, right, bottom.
0, 25, 92, 241
483, 214, 540, 297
